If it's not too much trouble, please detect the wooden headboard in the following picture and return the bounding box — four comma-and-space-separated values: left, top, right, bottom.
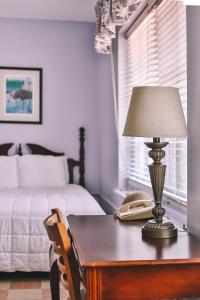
0, 129, 85, 187
18, 127, 85, 187
0, 143, 13, 156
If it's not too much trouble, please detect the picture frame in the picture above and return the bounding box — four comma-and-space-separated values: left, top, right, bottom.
0, 67, 42, 124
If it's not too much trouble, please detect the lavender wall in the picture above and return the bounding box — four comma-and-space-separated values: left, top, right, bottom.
97, 55, 118, 203
0, 18, 107, 193
187, 7, 200, 236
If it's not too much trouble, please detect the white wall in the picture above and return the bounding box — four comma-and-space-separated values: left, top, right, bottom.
187, 6, 200, 236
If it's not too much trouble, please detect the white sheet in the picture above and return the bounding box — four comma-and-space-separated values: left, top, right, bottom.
0, 184, 105, 272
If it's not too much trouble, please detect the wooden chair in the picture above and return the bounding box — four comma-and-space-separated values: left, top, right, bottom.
43, 208, 85, 300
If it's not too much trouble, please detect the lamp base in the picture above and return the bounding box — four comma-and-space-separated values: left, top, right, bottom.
142, 219, 177, 239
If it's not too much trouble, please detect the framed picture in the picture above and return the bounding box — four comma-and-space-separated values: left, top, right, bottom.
0, 67, 42, 124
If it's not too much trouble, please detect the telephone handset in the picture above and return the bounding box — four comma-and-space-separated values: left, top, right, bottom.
116, 200, 154, 221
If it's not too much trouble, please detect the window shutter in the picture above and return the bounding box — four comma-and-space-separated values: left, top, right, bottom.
118, 0, 187, 202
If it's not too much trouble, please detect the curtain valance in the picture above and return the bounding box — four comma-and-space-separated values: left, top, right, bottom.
95, 0, 141, 54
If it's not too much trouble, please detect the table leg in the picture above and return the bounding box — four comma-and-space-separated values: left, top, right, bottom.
85, 268, 102, 300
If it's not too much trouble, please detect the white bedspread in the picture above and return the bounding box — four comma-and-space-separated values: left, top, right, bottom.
0, 184, 105, 272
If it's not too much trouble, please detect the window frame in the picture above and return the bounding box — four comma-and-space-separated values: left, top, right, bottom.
117, 0, 187, 207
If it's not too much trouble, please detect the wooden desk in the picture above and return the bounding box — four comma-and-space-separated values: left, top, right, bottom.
68, 215, 200, 300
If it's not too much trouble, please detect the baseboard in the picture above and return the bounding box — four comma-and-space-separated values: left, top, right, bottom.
93, 194, 116, 214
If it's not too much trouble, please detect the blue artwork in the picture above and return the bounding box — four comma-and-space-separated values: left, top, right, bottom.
6, 77, 33, 114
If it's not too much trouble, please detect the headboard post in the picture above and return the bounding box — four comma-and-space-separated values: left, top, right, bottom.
79, 127, 85, 187
18, 144, 22, 156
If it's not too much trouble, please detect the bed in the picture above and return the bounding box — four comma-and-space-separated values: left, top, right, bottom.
0, 128, 105, 272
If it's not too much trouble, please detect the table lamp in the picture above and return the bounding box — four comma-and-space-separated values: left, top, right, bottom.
123, 86, 188, 239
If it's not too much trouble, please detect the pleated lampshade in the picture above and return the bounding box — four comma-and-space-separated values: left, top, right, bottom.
123, 86, 188, 138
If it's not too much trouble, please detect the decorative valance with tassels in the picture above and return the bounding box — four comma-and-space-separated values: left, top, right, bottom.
95, 0, 142, 54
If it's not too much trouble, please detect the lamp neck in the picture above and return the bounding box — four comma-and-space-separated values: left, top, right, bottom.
153, 137, 160, 143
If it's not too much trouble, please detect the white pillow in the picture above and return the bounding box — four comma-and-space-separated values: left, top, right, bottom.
18, 155, 68, 188
0, 155, 18, 188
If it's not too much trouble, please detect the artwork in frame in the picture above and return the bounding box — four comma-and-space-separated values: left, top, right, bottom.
0, 67, 42, 124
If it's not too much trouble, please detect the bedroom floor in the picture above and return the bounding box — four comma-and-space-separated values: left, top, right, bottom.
0, 272, 67, 300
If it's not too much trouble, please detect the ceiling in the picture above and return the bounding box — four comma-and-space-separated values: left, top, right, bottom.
0, 0, 96, 22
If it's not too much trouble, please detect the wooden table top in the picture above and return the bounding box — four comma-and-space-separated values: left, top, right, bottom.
67, 215, 200, 268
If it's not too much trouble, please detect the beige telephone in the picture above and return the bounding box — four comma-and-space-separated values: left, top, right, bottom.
116, 200, 154, 221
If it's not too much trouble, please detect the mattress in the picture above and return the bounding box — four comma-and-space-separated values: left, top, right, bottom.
0, 184, 105, 272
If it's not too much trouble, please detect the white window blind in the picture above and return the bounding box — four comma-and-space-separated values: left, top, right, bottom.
118, 0, 187, 203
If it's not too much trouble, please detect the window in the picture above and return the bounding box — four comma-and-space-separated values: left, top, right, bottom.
118, 0, 187, 203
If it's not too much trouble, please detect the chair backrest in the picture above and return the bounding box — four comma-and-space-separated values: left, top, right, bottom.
43, 208, 81, 300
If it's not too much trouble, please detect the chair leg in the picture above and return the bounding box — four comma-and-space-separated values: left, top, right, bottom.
49, 245, 60, 300
50, 259, 60, 300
